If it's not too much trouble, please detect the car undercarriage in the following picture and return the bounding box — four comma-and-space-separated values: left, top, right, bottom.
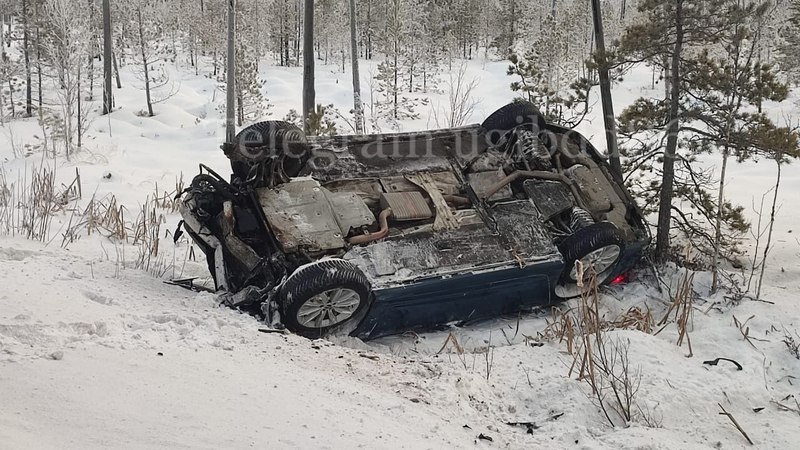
177, 102, 649, 339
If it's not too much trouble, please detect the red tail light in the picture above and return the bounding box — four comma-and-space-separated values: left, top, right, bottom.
611, 273, 628, 285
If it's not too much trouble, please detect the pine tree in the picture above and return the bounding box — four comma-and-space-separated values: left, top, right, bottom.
618, 0, 737, 263
234, 39, 270, 126
682, 2, 788, 289
619, 0, 790, 269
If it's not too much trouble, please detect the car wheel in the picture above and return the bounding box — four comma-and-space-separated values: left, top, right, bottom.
231, 121, 309, 178
554, 222, 625, 299
481, 101, 546, 145
280, 259, 372, 338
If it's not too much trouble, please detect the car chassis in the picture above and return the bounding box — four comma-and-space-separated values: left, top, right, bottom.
177, 102, 650, 340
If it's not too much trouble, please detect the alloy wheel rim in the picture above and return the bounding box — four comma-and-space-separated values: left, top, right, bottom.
297, 288, 361, 329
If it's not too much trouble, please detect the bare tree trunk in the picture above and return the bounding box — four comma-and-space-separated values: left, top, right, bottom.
23, 0, 32, 117
102, 0, 113, 114
213, 50, 218, 77
393, 41, 398, 120
408, 62, 413, 93
663, 54, 670, 101
366, 0, 372, 59
88, 53, 95, 101
302, 0, 315, 132
136, 7, 154, 117
225, 0, 236, 143
7, 78, 14, 117
508, 1, 516, 51
655, 0, 684, 261
77, 61, 82, 148
347, 0, 364, 133
756, 156, 782, 300
237, 91, 244, 126
36, 25, 43, 116
0, 71, 4, 126
254, 0, 261, 63
87, 0, 95, 101
591, 0, 622, 182
113, 50, 122, 89
294, 0, 301, 65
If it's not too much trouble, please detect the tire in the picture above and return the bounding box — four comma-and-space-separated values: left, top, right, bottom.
280, 259, 372, 338
230, 121, 309, 178
481, 101, 546, 145
554, 222, 625, 299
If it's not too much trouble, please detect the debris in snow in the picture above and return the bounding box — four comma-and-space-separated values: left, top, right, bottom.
507, 412, 565, 433
46, 351, 64, 361
770, 398, 800, 415
257, 328, 284, 335
703, 358, 743, 371
477, 433, 493, 442
358, 352, 380, 361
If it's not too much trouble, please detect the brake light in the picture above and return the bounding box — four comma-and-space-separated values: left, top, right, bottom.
611, 274, 628, 285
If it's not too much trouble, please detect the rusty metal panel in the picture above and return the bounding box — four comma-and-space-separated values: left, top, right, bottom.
405, 173, 460, 231
380, 192, 433, 221
327, 191, 376, 233
257, 180, 345, 253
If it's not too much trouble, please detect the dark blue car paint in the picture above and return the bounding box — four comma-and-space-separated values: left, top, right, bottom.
353, 259, 564, 339
352, 239, 647, 340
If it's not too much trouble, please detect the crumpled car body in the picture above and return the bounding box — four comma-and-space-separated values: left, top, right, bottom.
178, 102, 650, 340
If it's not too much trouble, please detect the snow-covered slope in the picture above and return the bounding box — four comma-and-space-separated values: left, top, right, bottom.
1, 58, 800, 449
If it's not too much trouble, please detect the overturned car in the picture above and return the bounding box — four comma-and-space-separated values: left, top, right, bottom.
177, 102, 649, 339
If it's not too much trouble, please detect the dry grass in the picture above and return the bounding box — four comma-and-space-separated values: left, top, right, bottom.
612, 307, 655, 334
437, 331, 470, 370
0, 166, 65, 242
783, 328, 800, 360
131, 195, 167, 274
536, 262, 649, 428
656, 269, 695, 357
61, 194, 127, 248
1, 167, 185, 279
151, 174, 185, 212
538, 306, 578, 354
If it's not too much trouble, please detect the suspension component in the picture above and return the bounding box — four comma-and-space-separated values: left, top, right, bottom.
515, 130, 553, 171
568, 207, 595, 232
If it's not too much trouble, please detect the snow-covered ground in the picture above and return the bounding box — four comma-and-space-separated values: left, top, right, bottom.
1, 56, 799, 449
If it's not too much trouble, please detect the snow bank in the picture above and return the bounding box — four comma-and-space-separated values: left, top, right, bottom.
1, 57, 799, 449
